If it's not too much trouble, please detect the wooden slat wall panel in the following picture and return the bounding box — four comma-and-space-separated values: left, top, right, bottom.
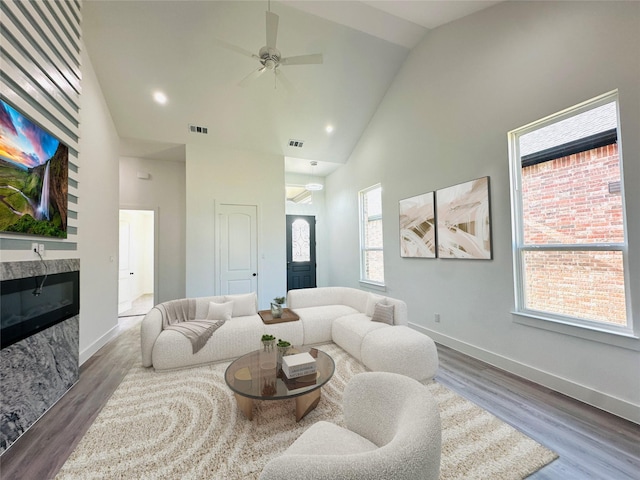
68, 0, 82, 25
0, 53, 78, 136
0, 0, 81, 252
3, 1, 80, 92
0, 6, 80, 107
57, 1, 82, 40
42, 1, 81, 52
1, 39, 78, 117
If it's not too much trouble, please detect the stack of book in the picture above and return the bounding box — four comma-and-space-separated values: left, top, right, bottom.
282, 352, 317, 379
282, 372, 317, 391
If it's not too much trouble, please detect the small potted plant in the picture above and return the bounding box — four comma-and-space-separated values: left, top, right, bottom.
277, 338, 291, 367
271, 296, 285, 318
261, 334, 276, 352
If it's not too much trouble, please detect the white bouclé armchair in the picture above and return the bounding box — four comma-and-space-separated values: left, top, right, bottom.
259, 371, 442, 480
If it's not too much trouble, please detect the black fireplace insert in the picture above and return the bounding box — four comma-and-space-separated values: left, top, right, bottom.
1, 270, 79, 349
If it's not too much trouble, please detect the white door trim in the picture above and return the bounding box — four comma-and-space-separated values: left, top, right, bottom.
119, 205, 159, 307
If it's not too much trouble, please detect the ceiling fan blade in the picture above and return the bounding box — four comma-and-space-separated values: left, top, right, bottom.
213, 38, 259, 61
275, 68, 296, 93
266, 11, 278, 49
280, 53, 323, 66
238, 66, 266, 87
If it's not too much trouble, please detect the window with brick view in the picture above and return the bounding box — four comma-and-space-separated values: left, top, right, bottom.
360, 184, 384, 284
510, 92, 631, 333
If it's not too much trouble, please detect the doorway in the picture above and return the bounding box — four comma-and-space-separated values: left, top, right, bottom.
286, 215, 317, 290
217, 204, 258, 295
118, 209, 155, 317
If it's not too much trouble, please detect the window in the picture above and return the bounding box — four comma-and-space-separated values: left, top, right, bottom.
359, 184, 384, 285
291, 218, 310, 262
509, 91, 632, 336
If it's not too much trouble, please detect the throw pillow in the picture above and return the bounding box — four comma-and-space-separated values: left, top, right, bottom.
207, 301, 233, 322
371, 302, 394, 325
365, 293, 385, 317
224, 292, 258, 317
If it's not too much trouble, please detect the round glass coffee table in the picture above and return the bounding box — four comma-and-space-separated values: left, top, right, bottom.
225, 346, 335, 422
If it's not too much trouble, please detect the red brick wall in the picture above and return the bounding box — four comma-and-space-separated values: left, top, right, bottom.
521, 144, 627, 325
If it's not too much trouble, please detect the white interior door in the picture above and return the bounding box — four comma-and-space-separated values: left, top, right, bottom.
218, 204, 258, 295
118, 220, 133, 313
118, 209, 155, 315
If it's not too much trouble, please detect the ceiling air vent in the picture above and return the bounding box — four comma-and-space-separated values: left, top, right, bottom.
189, 124, 208, 135
288, 139, 304, 148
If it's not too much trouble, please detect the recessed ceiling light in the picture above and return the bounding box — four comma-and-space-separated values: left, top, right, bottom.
325, 125, 334, 134
153, 91, 167, 105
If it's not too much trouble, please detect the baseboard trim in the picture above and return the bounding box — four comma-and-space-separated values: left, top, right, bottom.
79, 324, 119, 366
409, 323, 640, 425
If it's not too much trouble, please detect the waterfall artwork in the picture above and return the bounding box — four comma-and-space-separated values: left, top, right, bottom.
0, 99, 68, 238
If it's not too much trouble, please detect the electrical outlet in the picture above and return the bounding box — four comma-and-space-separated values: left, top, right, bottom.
32, 242, 38, 253
434, 313, 440, 323
38, 244, 45, 255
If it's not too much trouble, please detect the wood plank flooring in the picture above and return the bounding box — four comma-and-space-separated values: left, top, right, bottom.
1, 322, 638, 479
435, 344, 640, 479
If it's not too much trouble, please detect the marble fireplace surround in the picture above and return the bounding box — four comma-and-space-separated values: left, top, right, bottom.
0, 258, 80, 454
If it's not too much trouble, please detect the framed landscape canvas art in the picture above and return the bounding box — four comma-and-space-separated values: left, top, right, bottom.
0, 99, 68, 238
399, 191, 436, 258
436, 176, 492, 259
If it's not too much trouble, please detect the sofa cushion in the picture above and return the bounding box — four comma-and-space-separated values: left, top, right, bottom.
371, 303, 394, 325
332, 314, 389, 361
194, 295, 226, 319
295, 305, 359, 345
207, 301, 233, 322
361, 326, 439, 381
152, 315, 265, 370
365, 293, 385, 317
224, 292, 257, 317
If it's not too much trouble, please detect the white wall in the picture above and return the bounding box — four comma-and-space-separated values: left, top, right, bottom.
120, 156, 186, 302
325, 1, 640, 422
185, 143, 286, 309
77, 45, 121, 363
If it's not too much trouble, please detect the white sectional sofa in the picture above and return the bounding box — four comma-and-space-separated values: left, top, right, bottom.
141, 287, 438, 381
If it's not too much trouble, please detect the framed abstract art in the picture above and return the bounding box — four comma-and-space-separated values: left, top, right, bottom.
436, 177, 492, 259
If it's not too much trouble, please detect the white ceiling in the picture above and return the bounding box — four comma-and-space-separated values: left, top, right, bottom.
83, 1, 500, 176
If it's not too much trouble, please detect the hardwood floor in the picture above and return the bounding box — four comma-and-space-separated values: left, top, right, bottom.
435, 345, 640, 480
1, 324, 638, 479
0, 318, 142, 480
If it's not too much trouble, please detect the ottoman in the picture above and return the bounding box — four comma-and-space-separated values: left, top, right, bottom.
361, 326, 439, 381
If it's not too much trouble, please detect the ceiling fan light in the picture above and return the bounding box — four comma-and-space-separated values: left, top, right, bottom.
305, 182, 323, 191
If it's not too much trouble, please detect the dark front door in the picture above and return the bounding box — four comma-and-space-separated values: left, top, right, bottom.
286, 215, 317, 290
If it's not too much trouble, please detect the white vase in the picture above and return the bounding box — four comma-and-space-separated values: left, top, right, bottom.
271, 303, 283, 318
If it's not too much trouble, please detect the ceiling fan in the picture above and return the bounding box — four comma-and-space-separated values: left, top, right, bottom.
216, 1, 323, 89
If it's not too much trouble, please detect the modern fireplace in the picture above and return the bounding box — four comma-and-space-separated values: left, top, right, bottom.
1, 270, 80, 349
1, 259, 80, 454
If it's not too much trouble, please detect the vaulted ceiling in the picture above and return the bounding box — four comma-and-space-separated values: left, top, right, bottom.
83, 1, 499, 175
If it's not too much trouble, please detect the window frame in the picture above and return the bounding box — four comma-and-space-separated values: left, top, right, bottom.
359, 184, 385, 287
508, 90, 636, 342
